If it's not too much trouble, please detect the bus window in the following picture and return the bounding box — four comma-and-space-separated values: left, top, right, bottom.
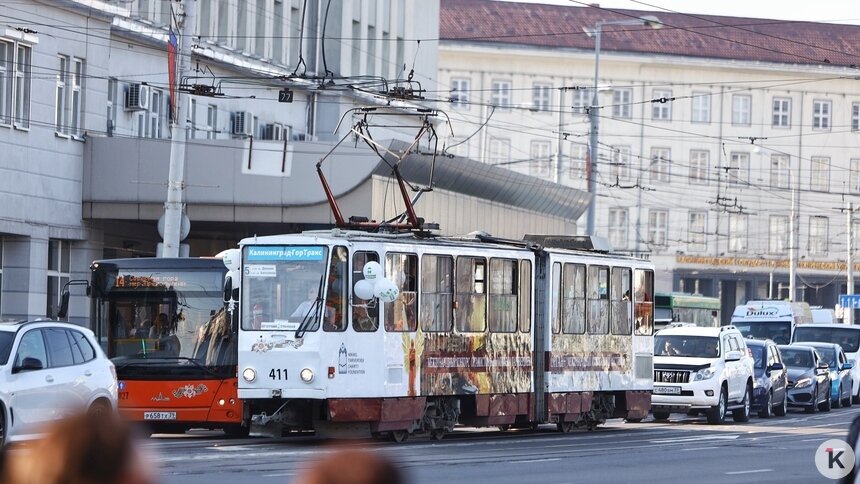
489, 259, 518, 333
611, 267, 632, 335
455, 256, 486, 333
562, 263, 585, 334
518, 260, 532, 333
421, 254, 453, 332
634, 269, 654, 335
352, 251, 379, 332
587, 266, 609, 334
384, 253, 418, 332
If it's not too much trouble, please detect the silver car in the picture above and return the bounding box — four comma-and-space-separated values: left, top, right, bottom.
0, 320, 118, 445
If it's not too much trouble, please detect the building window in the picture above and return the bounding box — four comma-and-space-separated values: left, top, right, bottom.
488, 137, 510, 165
691, 92, 710, 123
572, 87, 590, 115
46, 240, 71, 318
187, 98, 197, 139
106, 77, 117, 136
612, 88, 632, 118
55, 56, 67, 133
770, 154, 790, 189
12, 42, 32, 128
812, 99, 831, 130
206, 104, 217, 139
532, 83, 552, 112
0, 41, 10, 125
688, 212, 707, 252
810, 156, 830, 191
55, 55, 87, 137
450, 78, 470, 109
773, 97, 791, 128
851, 159, 860, 193
769, 215, 789, 254
149, 89, 163, 138
529, 140, 551, 178
609, 145, 630, 180
490, 80, 511, 109
853, 103, 860, 131
651, 89, 672, 121
648, 210, 668, 247
732, 94, 752, 126
728, 152, 749, 185
808, 216, 828, 255
568, 144, 587, 179
271, 0, 285, 63
729, 214, 747, 252
689, 150, 709, 184
608, 208, 628, 250
650, 147, 671, 183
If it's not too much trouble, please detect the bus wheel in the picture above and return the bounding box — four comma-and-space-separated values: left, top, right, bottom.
390, 430, 409, 443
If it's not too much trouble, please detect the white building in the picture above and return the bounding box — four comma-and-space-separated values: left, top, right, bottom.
439, 0, 860, 320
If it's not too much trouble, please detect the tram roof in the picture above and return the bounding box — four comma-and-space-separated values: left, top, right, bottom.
374, 140, 591, 220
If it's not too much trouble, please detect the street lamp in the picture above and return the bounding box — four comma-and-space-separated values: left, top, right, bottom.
583, 15, 661, 237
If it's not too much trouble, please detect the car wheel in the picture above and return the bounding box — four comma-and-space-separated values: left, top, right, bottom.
732, 384, 751, 422
758, 391, 773, 418
805, 385, 818, 414
707, 387, 727, 425
845, 389, 853, 408
652, 411, 670, 421
774, 390, 788, 417
0, 404, 5, 447
834, 385, 843, 409
819, 384, 832, 412
87, 399, 112, 418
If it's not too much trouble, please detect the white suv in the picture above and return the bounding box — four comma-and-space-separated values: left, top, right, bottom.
651, 324, 754, 424
0, 320, 118, 445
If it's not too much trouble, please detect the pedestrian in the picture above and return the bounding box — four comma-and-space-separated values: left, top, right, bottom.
295, 447, 404, 484
4, 412, 156, 484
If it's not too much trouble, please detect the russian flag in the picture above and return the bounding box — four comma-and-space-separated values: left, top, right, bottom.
167, 28, 178, 122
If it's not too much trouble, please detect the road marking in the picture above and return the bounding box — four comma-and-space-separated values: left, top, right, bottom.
505, 458, 562, 464
725, 469, 773, 475
681, 446, 719, 451
649, 435, 740, 443
263, 472, 295, 477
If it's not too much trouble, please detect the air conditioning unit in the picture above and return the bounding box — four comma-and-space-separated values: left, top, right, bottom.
292, 132, 315, 142
125, 83, 150, 111
263, 123, 284, 141
231, 111, 254, 137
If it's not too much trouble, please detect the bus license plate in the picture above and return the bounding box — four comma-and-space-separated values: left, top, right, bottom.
144, 411, 177, 420
654, 386, 681, 395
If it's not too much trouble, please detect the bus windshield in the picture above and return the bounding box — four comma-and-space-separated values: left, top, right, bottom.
242, 246, 330, 331
793, 326, 860, 353
92, 263, 232, 377
733, 321, 791, 344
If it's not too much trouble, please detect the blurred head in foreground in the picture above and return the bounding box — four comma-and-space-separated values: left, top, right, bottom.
295, 447, 403, 484
4, 412, 155, 484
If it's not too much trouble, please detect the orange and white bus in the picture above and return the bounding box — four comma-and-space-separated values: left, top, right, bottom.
89, 257, 248, 435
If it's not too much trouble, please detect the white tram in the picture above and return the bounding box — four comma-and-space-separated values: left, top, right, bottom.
231, 230, 654, 440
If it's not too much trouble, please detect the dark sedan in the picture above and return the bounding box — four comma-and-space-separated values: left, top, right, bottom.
748, 339, 788, 418
778, 345, 832, 414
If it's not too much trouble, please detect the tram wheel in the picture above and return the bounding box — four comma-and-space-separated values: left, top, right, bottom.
556, 421, 574, 433
390, 430, 409, 443
430, 429, 445, 441
497, 424, 511, 432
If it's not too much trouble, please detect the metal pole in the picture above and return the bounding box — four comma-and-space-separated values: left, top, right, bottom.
555, 88, 565, 184
788, 171, 797, 301
586, 26, 601, 237
848, 201, 855, 324
162, 0, 195, 258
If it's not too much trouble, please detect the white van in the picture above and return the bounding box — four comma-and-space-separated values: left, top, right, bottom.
793, 323, 860, 404
729, 300, 813, 344
811, 307, 837, 324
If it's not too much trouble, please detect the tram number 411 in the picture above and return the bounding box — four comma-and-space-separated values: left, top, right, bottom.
269, 369, 288, 380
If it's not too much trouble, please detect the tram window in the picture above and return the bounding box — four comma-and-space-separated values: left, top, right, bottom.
384, 252, 418, 332
551, 262, 561, 334
323, 246, 349, 332
562, 263, 586, 334
611, 267, 632, 335
518, 259, 532, 333
421, 254, 453, 332
634, 269, 654, 335
587, 266, 609, 334
489, 258, 518, 333
455, 256, 487, 333
352, 251, 379, 332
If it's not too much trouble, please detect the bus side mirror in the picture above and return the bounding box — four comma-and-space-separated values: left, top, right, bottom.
57, 289, 70, 319
223, 277, 233, 303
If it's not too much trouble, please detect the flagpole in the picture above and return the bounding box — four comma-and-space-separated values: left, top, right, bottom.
161, 0, 195, 257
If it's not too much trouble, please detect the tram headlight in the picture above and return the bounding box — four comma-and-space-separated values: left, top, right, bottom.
242, 367, 257, 382
300, 368, 314, 383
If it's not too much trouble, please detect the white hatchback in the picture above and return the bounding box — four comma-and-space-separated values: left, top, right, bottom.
0, 320, 118, 445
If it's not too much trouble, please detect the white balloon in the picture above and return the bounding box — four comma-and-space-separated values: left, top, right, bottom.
362, 261, 382, 281
374, 278, 400, 303
353, 279, 375, 300
221, 248, 241, 271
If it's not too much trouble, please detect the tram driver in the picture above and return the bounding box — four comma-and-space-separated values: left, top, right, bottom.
291, 287, 336, 327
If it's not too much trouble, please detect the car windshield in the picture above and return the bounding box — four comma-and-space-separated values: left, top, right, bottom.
781, 348, 814, 369
812, 347, 837, 369
733, 322, 792, 344
794, 327, 860, 353
0, 332, 13, 365
751, 344, 766, 369
654, 335, 719, 358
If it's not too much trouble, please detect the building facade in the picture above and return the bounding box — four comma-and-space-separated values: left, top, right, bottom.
439, 0, 860, 320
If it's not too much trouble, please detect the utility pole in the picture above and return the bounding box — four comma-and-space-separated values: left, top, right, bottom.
555, 88, 566, 185
788, 171, 798, 301
161, 0, 195, 257
586, 27, 602, 237
848, 201, 855, 324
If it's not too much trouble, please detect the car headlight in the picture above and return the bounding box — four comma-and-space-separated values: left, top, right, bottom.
694, 368, 715, 381
300, 368, 314, 383
242, 367, 257, 382
794, 377, 812, 389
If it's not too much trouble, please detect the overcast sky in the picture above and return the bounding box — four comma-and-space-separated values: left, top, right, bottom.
510, 0, 860, 25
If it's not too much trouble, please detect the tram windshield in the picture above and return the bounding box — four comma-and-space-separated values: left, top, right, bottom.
241, 246, 331, 331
